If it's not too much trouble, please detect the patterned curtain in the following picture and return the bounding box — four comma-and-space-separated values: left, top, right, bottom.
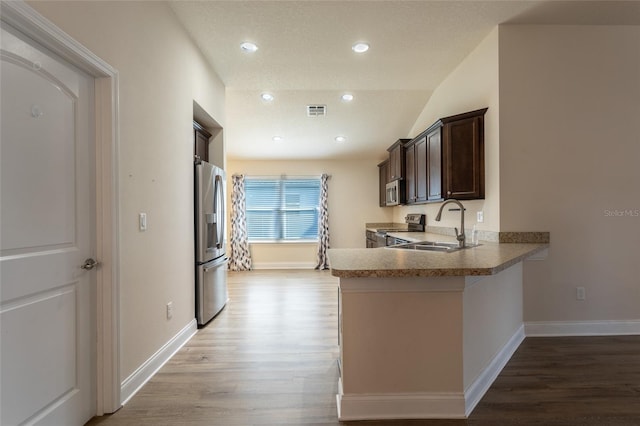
315, 174, 330, 270
229, 174, 252, 271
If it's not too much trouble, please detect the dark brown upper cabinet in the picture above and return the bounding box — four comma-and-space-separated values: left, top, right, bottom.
378, 108, 488, 206
404, 136, 428, 204
426, 125, 443, 201
193, 121, 211, 163
387, 139, 410, 182
377, 159, 390, 207
389, 107, 486, 205
441, 108, 487, 200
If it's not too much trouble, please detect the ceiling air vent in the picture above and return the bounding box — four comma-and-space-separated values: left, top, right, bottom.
306, 104, 327, 117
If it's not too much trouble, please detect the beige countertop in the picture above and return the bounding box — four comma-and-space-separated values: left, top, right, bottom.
329, 232, 548, 278
365, 226, 408, 232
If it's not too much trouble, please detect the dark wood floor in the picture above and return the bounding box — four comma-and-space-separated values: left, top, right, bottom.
88, 270, 640, 426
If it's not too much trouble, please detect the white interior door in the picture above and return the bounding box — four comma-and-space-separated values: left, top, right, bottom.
1, 22, 96, 426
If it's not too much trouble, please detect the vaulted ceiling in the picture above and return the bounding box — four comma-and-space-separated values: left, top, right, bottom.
169, 1, 640, 160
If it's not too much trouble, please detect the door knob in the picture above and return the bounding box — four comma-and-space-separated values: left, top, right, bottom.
80, 258, 100, 270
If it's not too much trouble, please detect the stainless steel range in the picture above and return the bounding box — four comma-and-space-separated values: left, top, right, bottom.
375, 214, 425, 247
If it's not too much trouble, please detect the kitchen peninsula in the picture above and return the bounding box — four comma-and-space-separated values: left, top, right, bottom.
328, 232, 548, 421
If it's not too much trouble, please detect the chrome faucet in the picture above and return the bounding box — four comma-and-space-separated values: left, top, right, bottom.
435, 199, 466, 248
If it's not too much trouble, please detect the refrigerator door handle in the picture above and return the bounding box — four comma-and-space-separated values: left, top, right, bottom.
213, 174, 224, 249
203, 257, 226, 272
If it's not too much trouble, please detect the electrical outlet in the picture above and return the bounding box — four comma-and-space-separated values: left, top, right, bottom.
166, 301, 173, 319
576, 287, 586, 301
477, 211, 484, 223
139, 212, 147, 231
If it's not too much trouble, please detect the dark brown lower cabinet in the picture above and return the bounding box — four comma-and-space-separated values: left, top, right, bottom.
365, 230, 377, 248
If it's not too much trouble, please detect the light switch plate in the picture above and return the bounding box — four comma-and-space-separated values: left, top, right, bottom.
139, 212, 147, 231
166, 301, 173, 319
477, 211, 484, 223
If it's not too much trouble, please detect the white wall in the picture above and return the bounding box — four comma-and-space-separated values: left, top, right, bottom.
394, 28, 500, 233
29, 1, 226, 380
396, 24, 640, 325
27, 5, 639, 390
227, 159, 393, 268
463, 263, 523, 389
499, 25, 640, 322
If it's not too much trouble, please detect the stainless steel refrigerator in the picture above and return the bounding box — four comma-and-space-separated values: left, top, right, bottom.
195, 160, 228, 326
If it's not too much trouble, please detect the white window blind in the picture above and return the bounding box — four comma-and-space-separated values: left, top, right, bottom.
245, 177, 321, 241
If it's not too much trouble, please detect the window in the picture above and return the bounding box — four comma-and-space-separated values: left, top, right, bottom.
245, 177, 321, 242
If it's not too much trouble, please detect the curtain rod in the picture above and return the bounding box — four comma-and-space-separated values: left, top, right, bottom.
233, 174, 331, 179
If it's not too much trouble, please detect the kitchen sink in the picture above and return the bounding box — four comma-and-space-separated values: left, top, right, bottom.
386, 241, 480, 252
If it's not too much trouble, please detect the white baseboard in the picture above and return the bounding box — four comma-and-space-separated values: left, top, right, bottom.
251, 261, 316, 270
337, 382, 465, 421
525, 320, 640, 336
464, 324, 525, 416
336, 326, 525, 421
120, 319, 197, 405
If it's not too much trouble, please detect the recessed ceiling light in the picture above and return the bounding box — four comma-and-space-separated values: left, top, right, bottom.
261, 92, 274, 102
352, 42, 369, 53
335, 136, 347, 143
240, 42, 258, 52
341, 93, 354, 102
272, 136, 283, 142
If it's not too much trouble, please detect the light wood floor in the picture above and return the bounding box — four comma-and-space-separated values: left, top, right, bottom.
88, 270, 640, 426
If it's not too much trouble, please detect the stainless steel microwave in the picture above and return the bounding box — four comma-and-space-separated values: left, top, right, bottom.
385, 180, 400, 206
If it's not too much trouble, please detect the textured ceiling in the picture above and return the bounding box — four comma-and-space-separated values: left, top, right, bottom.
169, 1, 640, 160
